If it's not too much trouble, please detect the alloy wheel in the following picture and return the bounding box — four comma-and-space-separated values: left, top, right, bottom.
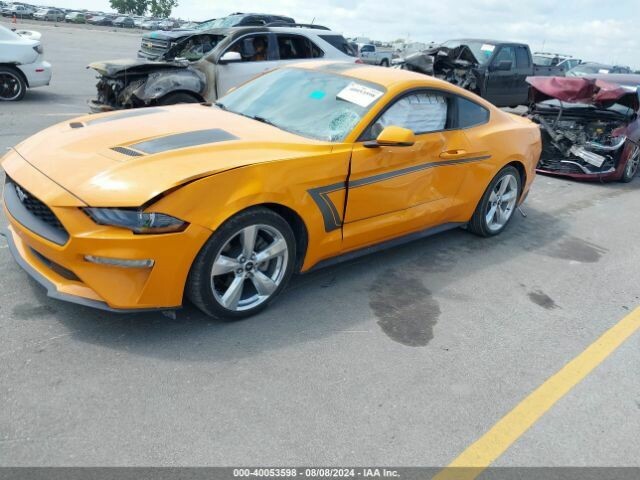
486, 174, 518, 232
0, 71, 23, 101
625, 145, 640, 178
210, 224, 289, 312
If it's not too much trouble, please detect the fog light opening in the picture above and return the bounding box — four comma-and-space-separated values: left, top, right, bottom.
84, 255, 154, 268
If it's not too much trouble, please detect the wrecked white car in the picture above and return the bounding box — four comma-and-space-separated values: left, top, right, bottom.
0, 25, 51, 101
88, 25, 358, 111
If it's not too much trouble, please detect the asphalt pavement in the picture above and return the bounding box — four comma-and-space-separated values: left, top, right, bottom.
1, 20, 639, 470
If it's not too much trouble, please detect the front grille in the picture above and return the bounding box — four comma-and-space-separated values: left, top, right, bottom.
4, 177, 69, 245
14, 183, 65, 231
140, 37, 169, 55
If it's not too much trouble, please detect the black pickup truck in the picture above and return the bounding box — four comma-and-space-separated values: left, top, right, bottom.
395, 39, 554, 107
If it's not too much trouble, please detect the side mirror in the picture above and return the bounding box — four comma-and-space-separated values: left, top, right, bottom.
218, 51, 242, 64
491, 60, 512, 72
364, 126, 415, 148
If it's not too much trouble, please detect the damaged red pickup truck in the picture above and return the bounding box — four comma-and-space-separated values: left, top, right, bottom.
526, 76, 640, 182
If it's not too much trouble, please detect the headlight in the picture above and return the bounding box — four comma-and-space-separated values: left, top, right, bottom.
84, 208, 187, 234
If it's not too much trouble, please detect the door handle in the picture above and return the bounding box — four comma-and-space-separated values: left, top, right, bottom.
439, 149, 467, 160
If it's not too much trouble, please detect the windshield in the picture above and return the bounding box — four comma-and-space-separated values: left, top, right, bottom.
204, 15, 244, 29
165, 33, 226, 61
441, 40, 495, 65
216, 68, 386, 142
533, 55, 557, 66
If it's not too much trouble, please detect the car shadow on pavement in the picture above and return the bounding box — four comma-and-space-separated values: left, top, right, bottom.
17, 193, 604, 363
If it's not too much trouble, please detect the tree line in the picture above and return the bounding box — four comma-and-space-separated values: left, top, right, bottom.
109, 0, 179, 18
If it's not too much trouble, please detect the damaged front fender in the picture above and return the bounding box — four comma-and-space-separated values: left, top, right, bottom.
135, 68, 205, 103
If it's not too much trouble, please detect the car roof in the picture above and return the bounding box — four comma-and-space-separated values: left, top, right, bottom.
446, 38, 526, 46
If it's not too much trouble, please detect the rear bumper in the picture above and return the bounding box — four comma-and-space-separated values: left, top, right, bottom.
18, 60, 52, 88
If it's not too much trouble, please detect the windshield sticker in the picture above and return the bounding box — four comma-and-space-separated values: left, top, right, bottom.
309, 90, 326, 100
598, 69, 610, 74
480, 44, 495, 52
336, 82, 383, 108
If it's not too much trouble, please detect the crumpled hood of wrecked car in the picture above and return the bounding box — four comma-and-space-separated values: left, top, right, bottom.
10, 105, 333, 207
89, 58, 187, 76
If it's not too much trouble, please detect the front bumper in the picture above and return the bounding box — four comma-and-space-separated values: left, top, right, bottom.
2, 157, 212, 312
87, 99, 117, 113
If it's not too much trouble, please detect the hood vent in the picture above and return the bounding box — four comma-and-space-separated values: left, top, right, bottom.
111, 146, 144, 157
69, 122, 84, 129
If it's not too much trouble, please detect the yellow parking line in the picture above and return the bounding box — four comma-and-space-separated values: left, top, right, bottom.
434, 306, 640, 480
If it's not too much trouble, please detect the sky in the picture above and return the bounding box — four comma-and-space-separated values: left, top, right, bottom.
45, 0, 639, 69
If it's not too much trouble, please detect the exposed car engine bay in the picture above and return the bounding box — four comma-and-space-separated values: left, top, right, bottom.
534, 106, 630, 175
394, 44, 479, 92
526, 76, 640, 182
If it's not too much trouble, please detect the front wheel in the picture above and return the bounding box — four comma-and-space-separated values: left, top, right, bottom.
186, 207, 296, 320
620, 144, 639, 183
467, 166, 521, 237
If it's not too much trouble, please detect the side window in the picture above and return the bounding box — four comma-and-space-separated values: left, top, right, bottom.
515, 47, 530, 69
369, 92, 448, 138
493, 46, 516, 68
227, 35, 270, 62
277, 35, 323, 60
455, 96, 489, 128
318, 35, 357, 56
360, 45, 374, 53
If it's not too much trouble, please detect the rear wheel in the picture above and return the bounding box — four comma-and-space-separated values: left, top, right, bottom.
186, 207, 296, 320
0, 67, 27, 102
380, 59, 389, 67
620, 144, 640, 183
468, 166, 521, 237
158, 92, 200, 106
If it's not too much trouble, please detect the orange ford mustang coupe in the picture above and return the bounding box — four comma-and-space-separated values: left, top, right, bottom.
2, 62, 541, 319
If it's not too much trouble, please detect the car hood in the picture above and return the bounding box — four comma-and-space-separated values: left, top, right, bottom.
89, 58, 188, 77
11, 105, 333, 207
143, 29, 198, 40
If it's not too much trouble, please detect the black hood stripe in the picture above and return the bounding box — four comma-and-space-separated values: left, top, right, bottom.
130, 129, 238, 154
87, 108, 167, 126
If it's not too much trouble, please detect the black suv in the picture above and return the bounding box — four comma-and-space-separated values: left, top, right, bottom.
138, 12, 295, 59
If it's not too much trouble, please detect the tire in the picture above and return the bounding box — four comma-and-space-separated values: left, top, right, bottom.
380, 59, 389, 67
619, 144, 639, 183
158, 92, 201, 106
467, 165, 521, 237
0, 66, 27, 102
186, 207, 297, 320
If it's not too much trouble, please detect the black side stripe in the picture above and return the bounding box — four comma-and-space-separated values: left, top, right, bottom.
348, 155, 491, 188
307, 182, 345, 232
308, 155, 491, 233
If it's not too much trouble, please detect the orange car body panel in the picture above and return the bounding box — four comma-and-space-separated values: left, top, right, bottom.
1, 62, 541, 311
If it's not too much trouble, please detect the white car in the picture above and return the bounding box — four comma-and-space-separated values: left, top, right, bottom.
1, 4, 35, 18
0, 25, 52, 101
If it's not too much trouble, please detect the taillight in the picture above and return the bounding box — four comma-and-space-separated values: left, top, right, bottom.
33, 44, 43, 54
355, 58, 364, 64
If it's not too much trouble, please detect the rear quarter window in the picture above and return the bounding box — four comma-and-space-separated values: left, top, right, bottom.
319, 35, 357, 57
455, 96, 489, 128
